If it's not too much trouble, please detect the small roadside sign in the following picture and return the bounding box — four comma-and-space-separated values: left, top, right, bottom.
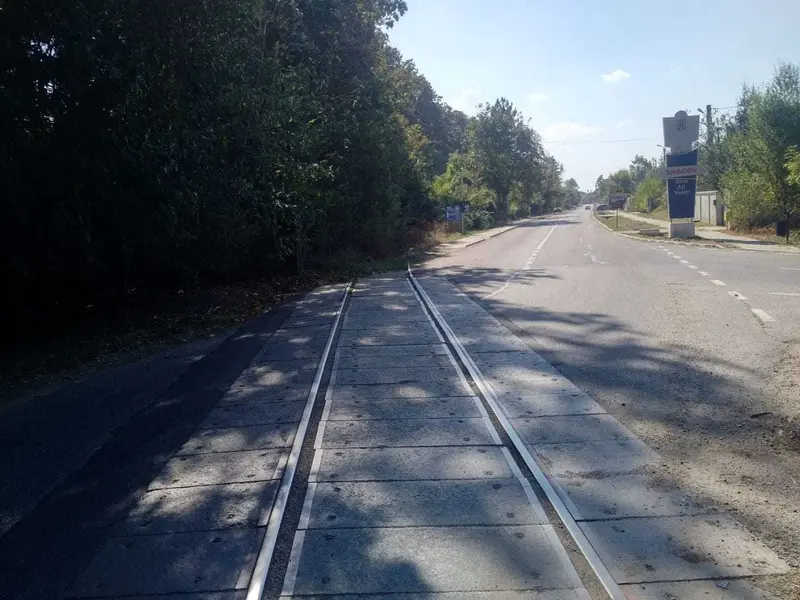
445, 206, 461, 221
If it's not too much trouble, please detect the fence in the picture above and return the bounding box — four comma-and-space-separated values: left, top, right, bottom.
695, 190, 724, 226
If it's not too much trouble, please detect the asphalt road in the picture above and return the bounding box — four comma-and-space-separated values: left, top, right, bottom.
422, 208, 800, 575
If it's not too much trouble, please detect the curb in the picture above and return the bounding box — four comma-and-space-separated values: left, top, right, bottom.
462, 224, 520, 248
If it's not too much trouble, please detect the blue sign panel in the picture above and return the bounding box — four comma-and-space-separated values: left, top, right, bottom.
666, 150, 698, 219
667, 177, 697, 218
445, 206, 461, 221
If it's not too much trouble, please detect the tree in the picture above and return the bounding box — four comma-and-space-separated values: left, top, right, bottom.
629, 155, 657, 187
469, 98, 538, 222
608, 170, 634, 194
563, 178, 581, 207
721, 62, 800, 234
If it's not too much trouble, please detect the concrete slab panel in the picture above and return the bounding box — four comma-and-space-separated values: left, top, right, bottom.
336, 354, 454, 370
245, 360, 318, 372
280, 593, 589, 600
199, 401, 305, 429
553, 472, 710, 521
331, 381, 469, 400
581, 514, 789, 583
178, 423, 296, 454
338, 333, 442, 347
342, 316, 430, 329
254, 346, 324, 361
119, 481, 278, 535
334, 367, 458, 386
533, 439, 660, 478
307, 479, 546, 528
328, 397, 480, 421
236, 367, 316, 387
472, 352, 554, 370
320, 418, 496, 448
460, 335, 530, 353
340, 324, 433, 335
314, 447, 514, 482
70, 528, 260, 597
621, 580, 779, 600
336, 344, 448, 359
282, 317, 335, 329
497, 392, 606, 418
150, 449, 285, 489
512, 415, 633, 445
489, 377, 584, 398
288, 525, 581, 594
220, 383, 310, 406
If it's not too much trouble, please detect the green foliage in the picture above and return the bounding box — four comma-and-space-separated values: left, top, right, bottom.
721, 169, 776, 229
463, 210, 494, 230
0, 0, 567, 336
632, 176, 665, 212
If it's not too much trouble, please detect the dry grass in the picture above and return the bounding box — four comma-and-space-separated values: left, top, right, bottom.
728, 226, 800, 248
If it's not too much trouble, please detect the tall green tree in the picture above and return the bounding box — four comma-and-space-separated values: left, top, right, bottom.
469, 98, 541, 222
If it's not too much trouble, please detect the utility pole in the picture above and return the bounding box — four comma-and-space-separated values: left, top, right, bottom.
706, 104, 713, 147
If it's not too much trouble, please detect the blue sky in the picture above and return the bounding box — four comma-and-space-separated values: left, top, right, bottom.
387, 0, 800, 189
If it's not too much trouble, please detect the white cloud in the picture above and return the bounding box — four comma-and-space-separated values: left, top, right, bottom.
616, 119, 635, 129
541, 121, 601, 142
601, 69, 630, 84
450, 88, 481, 114
529, 92, 548, 103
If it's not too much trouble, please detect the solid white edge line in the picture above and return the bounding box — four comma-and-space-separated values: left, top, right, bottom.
500, 447, 548, 523
408, 267, 626, 600
245, 284, 350, 600
752, 309, 776, 323
296, 482, 317, 531
472, 396, 504, 446
279, 529, 307, 597
308, 449, 323, 483
271, 452, 290, 481
771, 292, 800, 296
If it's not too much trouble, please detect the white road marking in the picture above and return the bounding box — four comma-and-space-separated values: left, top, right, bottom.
771, 292, 800, 297
688, 265, 699, 269
728, 291, 748, 300
484, 225, 557, 299
699, 271, 711, 276
711, 279, 726, 286
679, 259, 689, 264
672, 255, 682, 259
780, 267, 800, 271
752, 309, 776, 323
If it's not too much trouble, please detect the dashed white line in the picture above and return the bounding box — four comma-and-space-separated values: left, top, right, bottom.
483, 225, 556, 299
752, 309, 776, 323
728, 291, 748, 301
699, 271, 710, 276
688, 265, 699, 269
711, 279, 726, 286
679, 259, 689, 264
771, 292, 800, 297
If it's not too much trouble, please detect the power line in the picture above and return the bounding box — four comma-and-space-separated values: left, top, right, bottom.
542, 137, 658, 145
